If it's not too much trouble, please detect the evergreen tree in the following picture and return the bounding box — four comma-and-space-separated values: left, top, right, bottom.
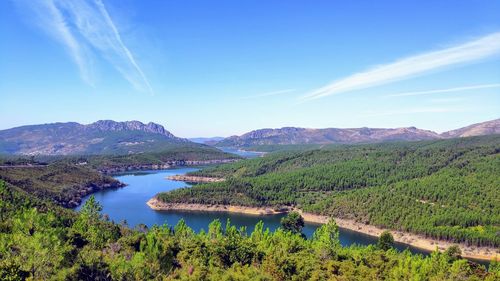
280, 212, 305, 235
377, 231, 395, 251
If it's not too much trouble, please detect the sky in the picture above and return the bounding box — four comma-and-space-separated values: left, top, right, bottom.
1, 0, 499, 137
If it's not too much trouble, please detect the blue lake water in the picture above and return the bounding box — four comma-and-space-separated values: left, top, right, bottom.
78, 168, 436, 257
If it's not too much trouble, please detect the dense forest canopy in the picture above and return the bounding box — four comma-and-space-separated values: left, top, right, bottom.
157, 135, 500, 247
1, 181, 499, 280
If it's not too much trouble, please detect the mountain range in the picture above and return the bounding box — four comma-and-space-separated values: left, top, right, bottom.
215, 118, 500, 147
0, 120, 192, 155
1, 119, 498, 155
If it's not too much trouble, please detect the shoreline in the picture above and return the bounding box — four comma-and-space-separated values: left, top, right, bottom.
167, 175, 225, 183
98, 158, 239, 174
146, 198, 499, 262
147, 198, 284, 215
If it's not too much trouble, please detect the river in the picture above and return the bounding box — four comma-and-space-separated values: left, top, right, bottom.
78, 167, 436, 257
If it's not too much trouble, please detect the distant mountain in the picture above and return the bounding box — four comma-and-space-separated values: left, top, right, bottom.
0, 120, 200, 155
188, 137, 225, 144
215, 127, 440, 147
441, 118, 500, 138
215, 119, 500, 148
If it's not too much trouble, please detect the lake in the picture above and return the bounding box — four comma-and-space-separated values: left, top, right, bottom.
78, 167, 433, 256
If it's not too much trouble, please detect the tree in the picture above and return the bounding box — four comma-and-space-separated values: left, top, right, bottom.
73, 195, 115, 248
377, 231, 394, 251
80, 195, 103, 222
280, 212, 304, 235
312, 219, 340, 258
0, 181, 12, 221
444, 245, 462, 261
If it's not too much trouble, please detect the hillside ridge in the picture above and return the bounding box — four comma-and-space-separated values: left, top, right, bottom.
215, 118, 500, 147
0, 120, 193, 155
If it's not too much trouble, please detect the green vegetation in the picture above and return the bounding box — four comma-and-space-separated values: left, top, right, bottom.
280, 211, 305, 236
0, 142, 240, 208
1, 180, 498, 280
0, 163, 123, 207
157, 136, 500, 247
377, 231, 395, 251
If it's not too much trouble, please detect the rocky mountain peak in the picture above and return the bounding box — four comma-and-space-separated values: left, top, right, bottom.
87, 120, 177, 138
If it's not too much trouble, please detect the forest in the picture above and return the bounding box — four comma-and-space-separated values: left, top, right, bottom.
156, 136, 500, 247
1, 180, 499, 280
0, 163, 123, 208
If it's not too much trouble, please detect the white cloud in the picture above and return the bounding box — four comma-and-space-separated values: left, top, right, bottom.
239, 89, 296, 100
385, 83, 500, 97
302, 32, 500, 101
17, 0, 153, 94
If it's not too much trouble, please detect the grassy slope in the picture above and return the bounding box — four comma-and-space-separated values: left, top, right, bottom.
157, 135, 500, 246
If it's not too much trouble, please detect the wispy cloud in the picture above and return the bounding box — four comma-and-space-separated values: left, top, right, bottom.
385, 83, 500, 97
239, 89, 296, 100
362, 107, 470, 117
429, 97, 466, 103
17, 0, 153, 94
302, 32, 500, 101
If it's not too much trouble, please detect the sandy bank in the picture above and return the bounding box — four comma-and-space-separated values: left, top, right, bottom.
296, 211, 498, 262
146, 199, 498, 261
147, 198, 284, 215
167, 175, 225, 183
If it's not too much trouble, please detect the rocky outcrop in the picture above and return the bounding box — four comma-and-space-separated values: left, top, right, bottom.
0, 120, 194, 155
87, 120, 184, 140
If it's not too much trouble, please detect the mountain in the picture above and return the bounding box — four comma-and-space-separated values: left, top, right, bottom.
215, 126, 440, 147
441, 118, 500, 138
215, 119, 500, 148
188, 137, 225, 144
0, 120, 203, 155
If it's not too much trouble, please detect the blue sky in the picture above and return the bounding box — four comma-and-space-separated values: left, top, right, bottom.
1, 0, 499, 137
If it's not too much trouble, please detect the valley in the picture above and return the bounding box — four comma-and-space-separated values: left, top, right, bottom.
154, 135, 500, 258
1, 119, 499, 279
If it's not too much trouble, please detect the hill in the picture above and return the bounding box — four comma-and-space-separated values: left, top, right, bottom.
216, 126, 440, 147
214, 118, 500, 148
441, 119, 500, 138
0, 163, 124, 207
0, 120, 224, 156
156, 135, 500, 248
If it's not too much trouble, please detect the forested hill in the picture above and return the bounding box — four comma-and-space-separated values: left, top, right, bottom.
0, 163, 124, 208
157, 135, 500, 247
0, 120, 230, 156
